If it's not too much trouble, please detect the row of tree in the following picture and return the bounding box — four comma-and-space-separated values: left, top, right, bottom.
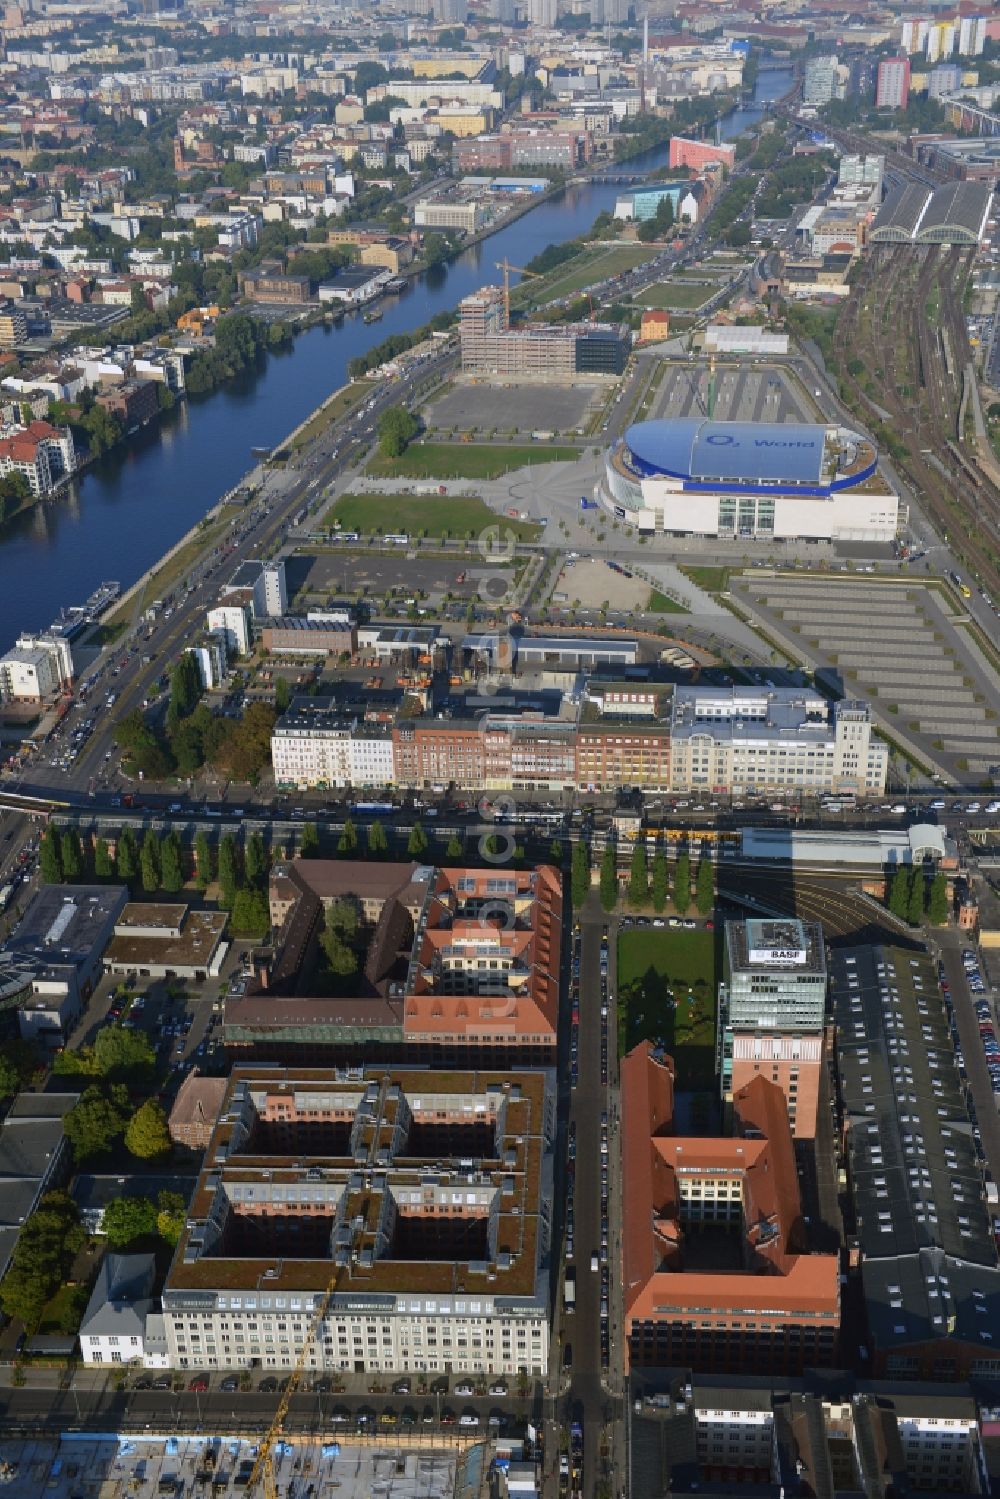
570, 839, 715, 915
40, 825, 188, 894
887, 866, 949, 926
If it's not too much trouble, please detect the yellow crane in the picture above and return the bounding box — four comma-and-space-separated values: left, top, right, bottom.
496, 257, 543, 323
248, 1267, 343, 1499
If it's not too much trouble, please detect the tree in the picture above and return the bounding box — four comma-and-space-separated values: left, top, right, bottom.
217, 832, 240, 906
673, 852, 691, 916
907, 869, 925, 926
160, 830, 184, 893
423, 232, 449, 267
888, 866, 911, 920
338, 817, 358, 857
652, 848, 668, 913
299, 822, 319, 858
599, 841, 618, 912
39, 826, 62, 885
377, 405, 419, 459
0, 1192, 84, 1332
156, 1190, 186, 1247
194, 830, 213, 890
125, 1100, 171, 1160
695, 856, 714, 916
168, 651, 203, 727
0, 1052, 21, 1099
245, 830, 268, 886
628, 841, 648, 906
116, 826, 139, 884
928, 870, 949, 925
274, 676, 292, 714
64, 1085, 129, 1162
571, 841, 590, 908
407, 822, 429, 859
60, 828, 83, 881
366, 820, 389, 859
140, 829, 160, 893
446, 832, 464, 860
93, 836, 114, 880
549, 836, 563, 867
231, 887, 270, 937
102, 1195, 158, 1249
93, 1026, 156, 1084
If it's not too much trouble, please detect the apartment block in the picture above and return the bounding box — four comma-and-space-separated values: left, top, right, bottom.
876, 57, 911, 109
162, 1066, 555, 1377
622, 1043, 840, 1375
225, 861, 562, 1065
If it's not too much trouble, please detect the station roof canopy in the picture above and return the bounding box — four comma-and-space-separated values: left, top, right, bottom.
870, 181, 990, 245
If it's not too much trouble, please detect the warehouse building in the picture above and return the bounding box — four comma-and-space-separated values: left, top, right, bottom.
604, 418, 898, 541
669, 686, 889, 799
622, 1042, 839, 1375
5, 884, 128, 1048
161, 1065, 554, 1376
831, 946, 1000, 1381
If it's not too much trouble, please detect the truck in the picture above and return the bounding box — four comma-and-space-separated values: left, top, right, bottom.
564, 1267, 576, 1312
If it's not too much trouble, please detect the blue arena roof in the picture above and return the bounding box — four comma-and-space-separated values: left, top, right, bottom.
625, 418, 828, 486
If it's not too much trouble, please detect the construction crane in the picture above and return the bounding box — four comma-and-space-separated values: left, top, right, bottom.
496, 257, 543, 324
248, 1266, 343, 1499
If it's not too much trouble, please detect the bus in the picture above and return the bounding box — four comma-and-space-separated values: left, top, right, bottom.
383, 534, 410, 546
0, 885, 14, 913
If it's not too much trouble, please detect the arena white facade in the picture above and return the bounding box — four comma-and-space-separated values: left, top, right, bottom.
603, 418, 899, 541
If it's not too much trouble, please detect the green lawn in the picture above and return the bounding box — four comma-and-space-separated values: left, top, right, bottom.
37, 1281, 90, 1337
527, 245, 659, 303
325, 492, 542, 542
679, 564, 731, 593
366, 442, 579, 481
636, 281, 713, 310
617, 928, 717, 1090
648, 589, 688, 613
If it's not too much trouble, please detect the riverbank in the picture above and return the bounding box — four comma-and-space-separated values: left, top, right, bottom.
0, 64, 796, 648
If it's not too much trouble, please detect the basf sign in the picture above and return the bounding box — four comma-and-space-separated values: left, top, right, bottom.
749, 947, 807, 965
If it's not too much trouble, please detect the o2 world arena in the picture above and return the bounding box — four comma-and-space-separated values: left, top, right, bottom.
603, 418, 899, 541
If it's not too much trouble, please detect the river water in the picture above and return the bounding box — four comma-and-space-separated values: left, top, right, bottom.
0, 66, 792, 647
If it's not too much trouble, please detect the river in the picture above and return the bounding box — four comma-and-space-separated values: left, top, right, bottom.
0, 65, 793, 648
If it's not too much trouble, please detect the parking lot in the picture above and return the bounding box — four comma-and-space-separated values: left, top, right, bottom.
647, 361, 816, 426
553, 555, 652, 612
424, 380, 602, 437
738, 575, 1000, 779
289, 550, 493, 609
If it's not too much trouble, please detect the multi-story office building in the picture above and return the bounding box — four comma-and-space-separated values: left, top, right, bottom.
876, 57, 911, 110
669, 687, 888, 799
803, 54, 839, 106
622, 1043, 839, 1375
719, 918, 827, 1137
162, 1066, 554, 1376
668, 136, 735, 172
458, 286, 629, 378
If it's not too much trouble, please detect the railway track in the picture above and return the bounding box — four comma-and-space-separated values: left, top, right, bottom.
832, 244, 1000, 595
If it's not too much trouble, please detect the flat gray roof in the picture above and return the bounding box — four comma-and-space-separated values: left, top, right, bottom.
5, 885, 127, 969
